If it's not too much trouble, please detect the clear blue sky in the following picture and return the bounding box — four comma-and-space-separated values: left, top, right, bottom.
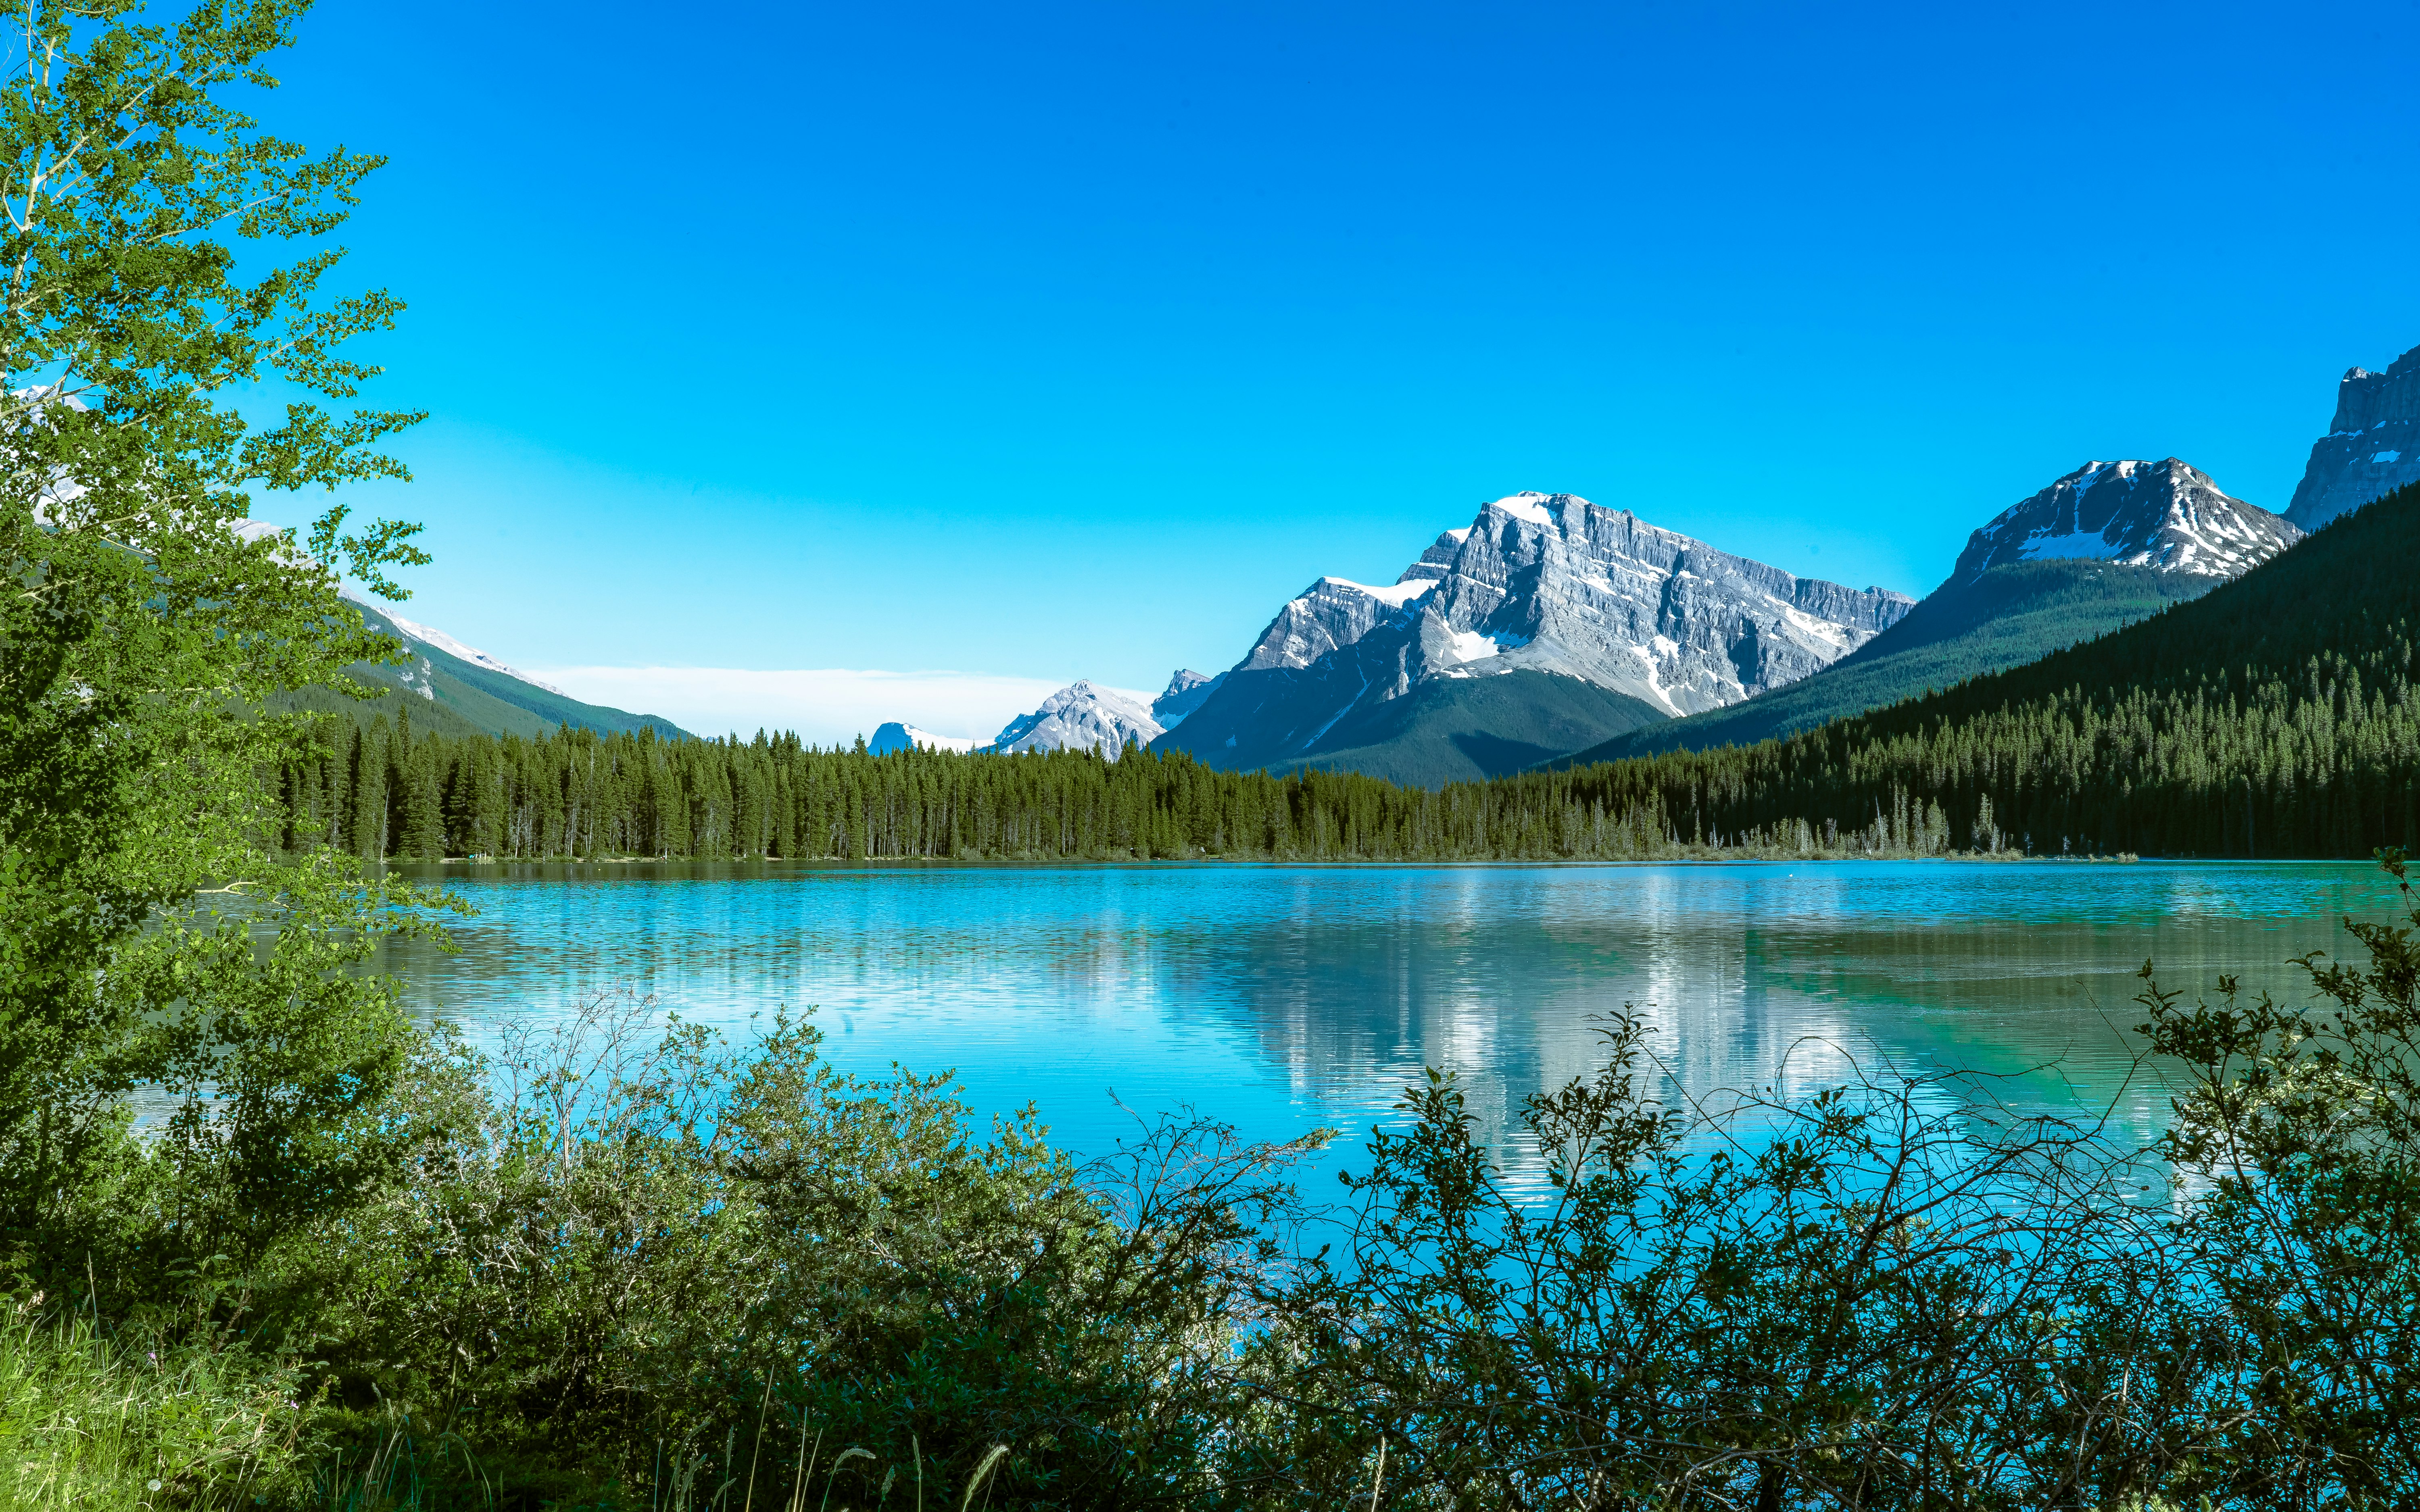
263, 0, 2420, 739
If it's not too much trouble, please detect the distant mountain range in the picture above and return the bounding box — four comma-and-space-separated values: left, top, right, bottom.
363, 331, 2415, 783
868, 670, 1224, 757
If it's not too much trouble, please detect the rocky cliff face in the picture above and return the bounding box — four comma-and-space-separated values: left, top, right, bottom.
1161, 492, 1914, 771
2286, 342, 2420, 531
1951, 459, 2299, 583
1397, 494, 1913, 716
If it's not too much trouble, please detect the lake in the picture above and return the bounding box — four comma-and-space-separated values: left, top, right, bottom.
383, 858, 2397, 1179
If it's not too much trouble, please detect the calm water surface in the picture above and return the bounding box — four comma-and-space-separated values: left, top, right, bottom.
384, 860, 2395, 1168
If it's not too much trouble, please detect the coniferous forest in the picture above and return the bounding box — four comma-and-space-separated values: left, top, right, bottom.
290, 482, 2420, 864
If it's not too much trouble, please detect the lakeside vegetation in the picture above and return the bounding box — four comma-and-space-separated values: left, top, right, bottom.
13, 869, 2420, 1510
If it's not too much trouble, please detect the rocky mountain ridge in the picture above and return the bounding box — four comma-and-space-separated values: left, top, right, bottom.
1950, 458, 2301, 583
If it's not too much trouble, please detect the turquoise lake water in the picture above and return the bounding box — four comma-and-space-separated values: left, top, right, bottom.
383, 859, 2397, 1173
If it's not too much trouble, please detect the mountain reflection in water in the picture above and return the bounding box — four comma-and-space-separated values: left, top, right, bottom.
381, 860, 2388, 1185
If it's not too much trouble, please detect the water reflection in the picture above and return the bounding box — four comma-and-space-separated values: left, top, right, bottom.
381, 859, 2392, 1175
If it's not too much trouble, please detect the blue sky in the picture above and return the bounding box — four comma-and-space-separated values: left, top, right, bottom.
265, 0, 2420, 742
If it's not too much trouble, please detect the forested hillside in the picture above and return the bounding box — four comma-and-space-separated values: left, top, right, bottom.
283, 598, 692, 740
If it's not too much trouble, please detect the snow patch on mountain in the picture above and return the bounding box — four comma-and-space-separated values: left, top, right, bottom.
1439, 628, 1501, 666
1491, 493, 1556, 529
1329, 576, 1437, 608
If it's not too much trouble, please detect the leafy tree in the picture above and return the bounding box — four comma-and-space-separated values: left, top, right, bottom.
0, 0, 438, 1299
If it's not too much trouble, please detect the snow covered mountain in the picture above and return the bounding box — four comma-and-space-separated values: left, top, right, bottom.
1950, 459, 2300, 583
1405, 493, 1913, 713
1158, 492, 1915, 783
2285, 341, 2420, 531
991, 680, 1164, 756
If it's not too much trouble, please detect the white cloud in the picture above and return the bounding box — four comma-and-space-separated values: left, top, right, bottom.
522, 666, 1071, 747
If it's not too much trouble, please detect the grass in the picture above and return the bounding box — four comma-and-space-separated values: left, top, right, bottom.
0, 1299, 306, 1512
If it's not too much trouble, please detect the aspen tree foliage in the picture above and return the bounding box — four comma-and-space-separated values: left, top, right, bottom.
0, 0, 441, 1291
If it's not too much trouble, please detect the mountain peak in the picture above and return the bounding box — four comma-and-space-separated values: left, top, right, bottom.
991, 681, 1162, 757
1395, 528, 1469, 587
1164, 490, 1917, 779
1952, 458, 2299, 584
